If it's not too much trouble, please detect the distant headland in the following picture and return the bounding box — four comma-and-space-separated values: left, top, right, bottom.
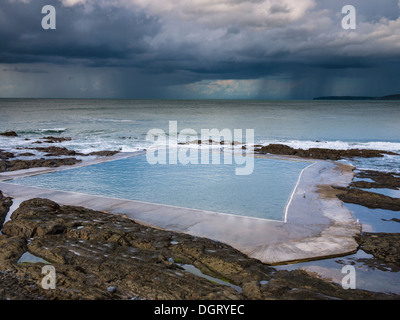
313, 94, 400, 100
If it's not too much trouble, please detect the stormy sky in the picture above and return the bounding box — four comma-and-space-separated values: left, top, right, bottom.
0, 0, 399, 99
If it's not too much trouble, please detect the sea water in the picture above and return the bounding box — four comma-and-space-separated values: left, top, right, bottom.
1, 99, 399, 173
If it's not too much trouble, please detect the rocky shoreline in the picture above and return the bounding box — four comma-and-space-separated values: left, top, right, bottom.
0, 133, 119, 173
253, 143, 398, 161
0, 197, 398, 300
0, 138, 399, 299
334, 187, 400, 211
334, 169, 400, 266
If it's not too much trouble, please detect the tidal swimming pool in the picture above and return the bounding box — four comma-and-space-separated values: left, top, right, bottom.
11, 154, 311, 221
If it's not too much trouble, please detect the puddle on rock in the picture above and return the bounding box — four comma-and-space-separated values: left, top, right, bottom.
17, 251, 51, 265
178, 263, 242, 293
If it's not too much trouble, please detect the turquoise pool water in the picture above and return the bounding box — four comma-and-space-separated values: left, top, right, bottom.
11, 154, 311, 221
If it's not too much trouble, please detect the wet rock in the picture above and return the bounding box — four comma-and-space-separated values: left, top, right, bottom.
0, 191, 12, 229
17, 152, 36, 157
0, 148, 118, 173
334, 187, 400, 211
40, 136, 72, 143
28, 146, 83, 157
254, 144, 398, 160
178, 139, 202, 145
0, 158, 82, 172
0, 268, 47, 300
28, 146, 118, 158
351, 170, 400, 190
0, 265, 115, 300
0, 149, 15, 160
0, 236, 27, 266
356, 233, 400, 264
0, 131, 18, 137
241, 281, 263, 300
178, 139, 242, 146
382, 218, 400, 223
87, 151, 119, 157
107, 286, 117, 293
255, 144, 297, 156
0, 160, 7, 172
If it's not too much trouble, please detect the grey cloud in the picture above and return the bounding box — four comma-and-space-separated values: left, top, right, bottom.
0, 0, 161, 64
0, 0, 399, 99
2, 67, 48, 73
269, 4, 291, 14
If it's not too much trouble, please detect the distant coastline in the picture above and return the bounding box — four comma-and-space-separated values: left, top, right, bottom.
313, 94, 400, 101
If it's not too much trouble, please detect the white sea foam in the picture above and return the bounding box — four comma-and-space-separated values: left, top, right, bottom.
90, 118, 136, 123
39, 128, 67, 133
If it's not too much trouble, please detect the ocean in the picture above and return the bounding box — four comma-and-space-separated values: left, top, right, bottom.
1, 98, 400, 173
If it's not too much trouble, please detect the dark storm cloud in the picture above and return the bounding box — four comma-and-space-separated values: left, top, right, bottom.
0, 0, 161, 64
0, 0, 399, 98
2, 66, 48, 73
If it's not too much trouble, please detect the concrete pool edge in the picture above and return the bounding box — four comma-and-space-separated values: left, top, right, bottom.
0, 152, 361, 265
238, 157, 361, 264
